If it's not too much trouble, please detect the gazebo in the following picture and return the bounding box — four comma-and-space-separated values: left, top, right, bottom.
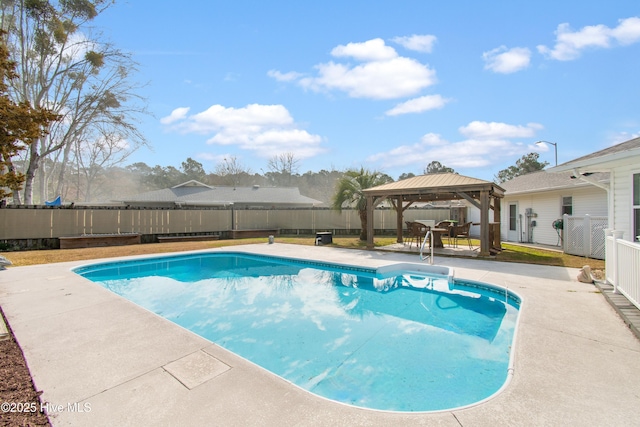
363, 173, 505, 256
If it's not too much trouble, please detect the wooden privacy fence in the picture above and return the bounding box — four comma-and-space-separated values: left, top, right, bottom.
0, 208, 231, 239
0, 206, 453, 240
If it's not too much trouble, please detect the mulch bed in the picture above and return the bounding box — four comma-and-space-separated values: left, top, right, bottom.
0, 309, 51, 426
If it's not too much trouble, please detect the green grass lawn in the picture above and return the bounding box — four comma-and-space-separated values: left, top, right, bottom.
274, 235, 605, 270
1, 234, 605, 271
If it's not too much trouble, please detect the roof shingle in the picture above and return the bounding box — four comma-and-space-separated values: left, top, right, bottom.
501, 170, 609, 195
118, 182, 323, 207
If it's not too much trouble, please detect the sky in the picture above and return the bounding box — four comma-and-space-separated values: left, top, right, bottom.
91, 1, 640, 182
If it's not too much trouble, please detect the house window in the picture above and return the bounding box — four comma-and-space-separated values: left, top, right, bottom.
562, 196, 573, 216
634, 173, 640, 241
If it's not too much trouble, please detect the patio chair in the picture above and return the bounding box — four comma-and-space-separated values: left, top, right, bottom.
406, 221, 429, 248
451, 222, 473, 249
404, 221, 414, 245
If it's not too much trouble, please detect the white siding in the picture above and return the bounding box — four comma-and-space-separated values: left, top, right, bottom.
571, 187, 609, 216
531, 196, 560, 245
467, 204, 481, 237
500, 186, 607, 246
500, 193, 559, 245
612, 164, 640, 241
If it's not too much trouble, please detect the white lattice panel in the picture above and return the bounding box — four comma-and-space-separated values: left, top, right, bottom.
563, 215, 608, 259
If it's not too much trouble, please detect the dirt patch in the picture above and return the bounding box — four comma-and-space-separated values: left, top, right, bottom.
0, 310, 51, 426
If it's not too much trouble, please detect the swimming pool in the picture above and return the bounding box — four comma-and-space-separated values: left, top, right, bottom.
74, 251, 521, 412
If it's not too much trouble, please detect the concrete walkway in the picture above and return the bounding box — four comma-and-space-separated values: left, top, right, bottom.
1, 243, 639, 426
595, 281, 640, 340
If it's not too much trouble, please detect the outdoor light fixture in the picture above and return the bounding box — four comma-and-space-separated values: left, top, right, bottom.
535, 140, 558, 166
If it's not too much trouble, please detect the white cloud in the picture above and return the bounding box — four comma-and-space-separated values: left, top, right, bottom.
162, 103, 325, 159
302, 56, 435, 99
538, 23, 609, 60
269, 38, 437, 100
366, 134, 523, 170
385, 95, 451, 116
391, 34, 437, 53
330, 38, 398, 61
538, 16, 640, 60
160, 107, 190, 125
483, 46, 531, 74
267, 70, 304, 82
420, 133, 444, 146
189, 104, 293, 133
611, 16, 640, 44
459, 121, 543, 139
606, 130, 640, 146
62, 32, 96, 62
367, 121, 542, 171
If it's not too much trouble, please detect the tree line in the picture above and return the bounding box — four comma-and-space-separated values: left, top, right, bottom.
73, 154, 543, 207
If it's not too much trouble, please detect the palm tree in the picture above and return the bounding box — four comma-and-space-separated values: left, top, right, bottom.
332, 168, 393, 241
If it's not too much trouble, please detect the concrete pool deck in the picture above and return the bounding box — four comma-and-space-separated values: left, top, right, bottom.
1, 243, 639, 426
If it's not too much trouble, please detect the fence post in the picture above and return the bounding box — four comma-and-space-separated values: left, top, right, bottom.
584, 214, 591, 257
562, 214, 569, 253
604, 228, 612, 284
611, 230, 624, 294
610, 230, 618, 293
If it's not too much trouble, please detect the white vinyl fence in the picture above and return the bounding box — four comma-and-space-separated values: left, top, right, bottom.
563, 214, 608, 259
605, 230, 640, 310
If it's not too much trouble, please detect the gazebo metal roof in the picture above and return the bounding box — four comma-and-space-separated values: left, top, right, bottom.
363, 173, 505, 255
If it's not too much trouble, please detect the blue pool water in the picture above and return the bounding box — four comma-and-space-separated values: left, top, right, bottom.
74, 252, 521, 412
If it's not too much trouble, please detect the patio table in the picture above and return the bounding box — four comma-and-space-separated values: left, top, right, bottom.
414, 220, 449, 248
429, 227, 449, 248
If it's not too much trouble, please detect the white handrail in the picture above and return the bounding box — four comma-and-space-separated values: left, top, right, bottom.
420, 230, 433, 264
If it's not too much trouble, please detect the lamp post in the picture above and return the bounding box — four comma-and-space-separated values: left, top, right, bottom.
535, 140, 558, 166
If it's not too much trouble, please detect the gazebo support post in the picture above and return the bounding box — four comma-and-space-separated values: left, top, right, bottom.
393, 198, 414, 244
366, 195, 375, 249
395, 197, 403, 243
493, 195, 502, 251
479, 190, 490, 256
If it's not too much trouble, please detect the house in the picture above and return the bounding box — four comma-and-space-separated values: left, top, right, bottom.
549, 136, 640, 313
498, 170, 609, 246
118, 180, 324, 208
549, 136, 640, 243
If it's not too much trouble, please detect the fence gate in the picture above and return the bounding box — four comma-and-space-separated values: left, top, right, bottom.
563, 214, 608, 259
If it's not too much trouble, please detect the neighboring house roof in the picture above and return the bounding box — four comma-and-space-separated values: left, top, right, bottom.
501, 170, 610, 196
118, 180, 323, 207
550, 136, 640, 173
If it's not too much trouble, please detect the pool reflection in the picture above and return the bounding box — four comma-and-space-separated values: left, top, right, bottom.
323, 272, 507, 342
